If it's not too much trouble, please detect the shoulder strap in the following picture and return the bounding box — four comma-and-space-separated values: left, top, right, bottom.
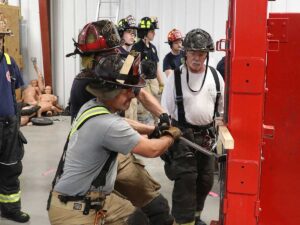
4, 53, 18, 114
51, 106, 112, 189
209, 66, 221, 118
174, 67, 187, 125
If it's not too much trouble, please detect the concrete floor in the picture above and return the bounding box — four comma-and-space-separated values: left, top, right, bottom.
0, 116, 220, 225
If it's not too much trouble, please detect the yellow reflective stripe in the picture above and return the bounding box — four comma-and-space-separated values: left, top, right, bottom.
4, 53, 11, 65
0, 191, 21, 203
69, 107, 109, 138
146, 21, 151, 28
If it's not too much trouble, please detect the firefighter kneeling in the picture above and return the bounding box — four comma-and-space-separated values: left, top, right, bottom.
47, 52, 181, 225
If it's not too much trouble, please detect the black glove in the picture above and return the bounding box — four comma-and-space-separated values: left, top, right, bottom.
148, 126, 161, 139
158, 113, 171, 131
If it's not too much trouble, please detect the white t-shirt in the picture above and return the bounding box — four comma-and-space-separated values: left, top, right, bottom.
161, 65, 224, 126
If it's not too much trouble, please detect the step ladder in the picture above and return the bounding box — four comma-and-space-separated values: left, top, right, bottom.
95, 0, 121, 23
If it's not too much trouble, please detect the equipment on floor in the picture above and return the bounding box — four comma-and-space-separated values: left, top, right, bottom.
31, 117, 53, 126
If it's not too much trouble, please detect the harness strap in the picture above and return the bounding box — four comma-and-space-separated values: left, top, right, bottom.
174, 67, 186, 124
209, 66, 221, 119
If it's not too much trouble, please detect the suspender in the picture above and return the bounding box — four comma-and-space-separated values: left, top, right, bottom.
209, 66, 221, 119
4, 53, 18, 114
51, 106, 117, 191
174, 66, 221, 125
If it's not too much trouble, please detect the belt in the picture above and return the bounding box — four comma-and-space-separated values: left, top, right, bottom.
51, 191, 106, 214
51, 191, 86, 212
171, 119, 213, 132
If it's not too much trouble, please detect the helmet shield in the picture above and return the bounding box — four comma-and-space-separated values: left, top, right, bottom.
183, 28, 214, 52
0, 13, 12, 36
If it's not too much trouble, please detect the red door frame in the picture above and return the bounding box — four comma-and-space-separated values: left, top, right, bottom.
38, 0, 52, 86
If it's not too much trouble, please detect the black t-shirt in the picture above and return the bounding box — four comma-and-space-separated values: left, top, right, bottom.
132, 40, 159, 63
216, 56, 225, 79
163, 51, 184, 72
69, 78, 94, 122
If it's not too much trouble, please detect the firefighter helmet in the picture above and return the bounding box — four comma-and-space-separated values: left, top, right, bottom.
76, 53, 145, 89
138, 16, 159, 30
117, 15, 137, 37
66, 20, 121, 57
183, 28, 214, 52
167, 29, 183, 43
137, 17, 159, 39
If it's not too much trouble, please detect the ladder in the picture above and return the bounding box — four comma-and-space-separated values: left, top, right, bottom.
95, 0, 121, 23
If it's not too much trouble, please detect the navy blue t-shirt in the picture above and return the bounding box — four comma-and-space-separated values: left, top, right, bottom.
132, 40, 159, 63
0, 54, 24, 117
163, 51, 184, 72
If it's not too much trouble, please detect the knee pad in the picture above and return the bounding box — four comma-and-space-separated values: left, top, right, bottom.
141, 194, 174, 225
126, 208, 149, 225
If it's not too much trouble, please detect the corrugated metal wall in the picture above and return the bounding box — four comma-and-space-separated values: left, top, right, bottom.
51, 0, 230, 106
17, 0, 300, 106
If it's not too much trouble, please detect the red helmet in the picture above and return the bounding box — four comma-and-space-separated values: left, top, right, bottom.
66, 20, 121, 57
167, 29, 183, 43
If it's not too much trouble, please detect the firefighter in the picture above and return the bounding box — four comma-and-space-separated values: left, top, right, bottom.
47, 51, 181, 225
163, 28, 185, 77
161, 29, 225, 225
117, 15, 137, 54
117, 15, 138, 120
0, 18, 30, 223
132, 16, 164, 123
67, 20, 175, 225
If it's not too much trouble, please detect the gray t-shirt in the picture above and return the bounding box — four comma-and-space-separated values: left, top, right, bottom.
54, 99, 140, 196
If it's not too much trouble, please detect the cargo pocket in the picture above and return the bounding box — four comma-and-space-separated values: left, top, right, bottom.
16, 131, 27, 161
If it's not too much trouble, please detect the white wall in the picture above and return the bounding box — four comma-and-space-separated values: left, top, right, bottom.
12, 0, 300, 106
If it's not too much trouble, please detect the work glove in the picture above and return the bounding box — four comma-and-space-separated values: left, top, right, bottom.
158, 113, 170, 129
148, 113, 171, 139
162, 126, 182, 140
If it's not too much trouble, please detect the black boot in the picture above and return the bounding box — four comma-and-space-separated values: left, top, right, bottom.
195, 216, 207, 225
1, 211, 30, 223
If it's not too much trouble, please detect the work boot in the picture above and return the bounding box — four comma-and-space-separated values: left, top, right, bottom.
195, 217, 207, 225
1, 210, 30, 223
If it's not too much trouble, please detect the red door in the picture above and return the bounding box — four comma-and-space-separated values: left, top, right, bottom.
259, 13, 300, 225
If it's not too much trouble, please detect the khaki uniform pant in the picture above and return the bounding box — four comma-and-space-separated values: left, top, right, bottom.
48, 191, 134, 225
115, 153, 161, 207
137, 79, 159, 123
125, 98, 137, 121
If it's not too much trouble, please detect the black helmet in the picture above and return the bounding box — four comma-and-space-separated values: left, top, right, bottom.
117, 15, 137, 37
137, 17, 159, 39
183, 28, 214, 52
76, 53, 145, 89
66, 20, 121, 57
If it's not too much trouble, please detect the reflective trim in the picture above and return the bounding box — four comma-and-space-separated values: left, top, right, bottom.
4, 53, 11, 65
0, 191, 21, 203
69, 106, 110, 138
